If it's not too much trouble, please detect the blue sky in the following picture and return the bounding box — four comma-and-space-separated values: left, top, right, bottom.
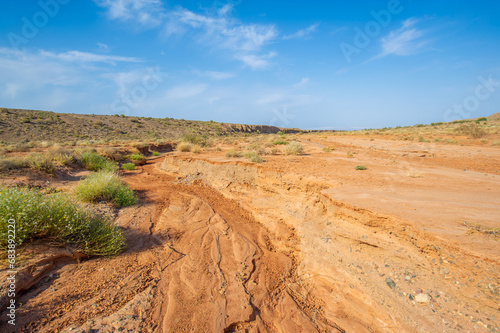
0, 0, 499, 129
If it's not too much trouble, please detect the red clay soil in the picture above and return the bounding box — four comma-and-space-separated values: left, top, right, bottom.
0, 135, 499, 332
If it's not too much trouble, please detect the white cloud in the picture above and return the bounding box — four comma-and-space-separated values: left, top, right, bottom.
166, 8, 277, 69
94, 0, 165, 27
192, 69, 235, 80
237, 52, 277, 70
283, 23, 319, 40
97, 42, 109, 51
40, 50, 142, 64
164, 84, 207, 99
375, 18, 428, 59
293, 77, 310, 88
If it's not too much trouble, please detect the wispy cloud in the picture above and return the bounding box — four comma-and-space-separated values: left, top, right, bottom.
237, 51, 277, 70
164, 83, 207, 99
163, 7, 277, 69
40, 50, 142, 64
293, 77, 310, 88
283, 23, 319, 40
192, 69, 235, 80
374, 18, 429, 60
94, 0, 165, 27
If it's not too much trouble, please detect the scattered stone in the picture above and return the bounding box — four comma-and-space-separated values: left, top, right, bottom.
409, 294, 414, 300
488, 283, 498, 295
415, 293, 430, 303
386, 278, 396, 289
406, 276, 411, 281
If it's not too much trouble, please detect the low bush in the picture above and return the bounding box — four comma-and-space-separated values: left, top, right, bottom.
177, 142, 192, 152
225, 150, 242, 158
355, 165, 367, 170
244, 151, 263, 163
128, 153, 145, 161
152, 151, 160, 156
99, 147, 123, 161
47, 147, 76, 166
79, 151, 116, 172
190, 145, 202, 154
273, 139, 288, 145
455, 123, 486, 139
285, 142, 304, 155
0, 157, 28, 171
74, 171, 137, 207
0, 186, 125, 256
27, 153, 55, 173
122, 163, 135, 170
182, 133, 207, 146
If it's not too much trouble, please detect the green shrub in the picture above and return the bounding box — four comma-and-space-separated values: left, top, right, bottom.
355, 165, 367, 170
182, 133, 207, 146
74, 171, 137, 207
27, 153, 55, 173
128, 153, 145, 160
79, 152, 116, 172
122, 163, 135, 170
177, 142, 192, 152
0, 187, 125, 256
285, 142, 304, 155
244, 151, 263, 163
225, 149, 242, 158
152, 151, 160, 156
273, 139, 289, 145
476, 117, 488, 123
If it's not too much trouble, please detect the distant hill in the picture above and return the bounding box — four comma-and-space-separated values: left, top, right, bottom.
0, 108, 303, 144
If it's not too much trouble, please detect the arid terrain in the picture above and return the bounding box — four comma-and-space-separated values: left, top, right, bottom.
0, 111, 499, 332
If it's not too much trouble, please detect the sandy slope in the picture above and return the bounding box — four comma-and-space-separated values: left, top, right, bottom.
0, 135, 499, 332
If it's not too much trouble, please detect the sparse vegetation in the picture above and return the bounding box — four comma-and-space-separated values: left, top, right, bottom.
128, 153, 145, 161
0, 157, 28, 171
244, 151, 263, 163
74, 171, 137, 207
225, 149, 242, 158
273, 139, 289, 145
79, 151, 116, 172
99, 147, 123, 161
284, 142, 304, 155
177, 142, 193, 152
455, 123, 486, 139
122, 163, 135, 170
0, 186, 125, 256
27, 153, 55, 174
355, 165, 367, 170
152, 151, 160, 156
190, 145, 202, 154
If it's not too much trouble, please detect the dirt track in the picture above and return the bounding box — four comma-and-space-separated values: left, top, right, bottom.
1, 135, 499, 332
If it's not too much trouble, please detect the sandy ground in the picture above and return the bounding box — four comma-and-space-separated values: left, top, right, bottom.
0, 135, 499, 332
